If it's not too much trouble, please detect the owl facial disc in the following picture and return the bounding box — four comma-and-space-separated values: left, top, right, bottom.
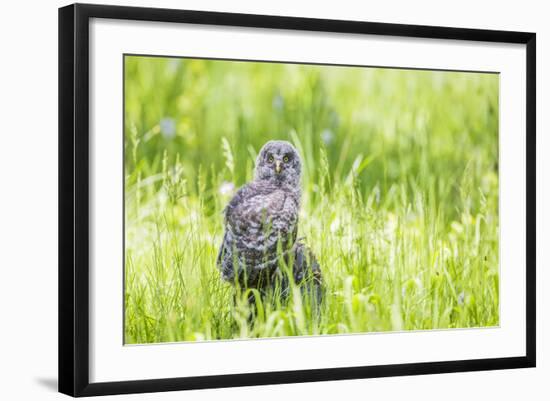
255, 140, 302, 186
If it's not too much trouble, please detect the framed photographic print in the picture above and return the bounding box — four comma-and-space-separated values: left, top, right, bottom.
58, 3, 536, 397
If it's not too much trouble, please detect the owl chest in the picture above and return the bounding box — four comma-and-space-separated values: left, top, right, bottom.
251, 192, 296, 225
231, 190, 298, 238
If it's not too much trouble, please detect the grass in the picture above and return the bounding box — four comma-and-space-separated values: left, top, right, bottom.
124, 56, 499, 344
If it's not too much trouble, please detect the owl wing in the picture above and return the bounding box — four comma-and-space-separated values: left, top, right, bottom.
217, 183, 261, 281
292, 242, 323, 306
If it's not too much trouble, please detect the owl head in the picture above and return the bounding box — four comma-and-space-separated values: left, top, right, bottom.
255, 140, 301, 186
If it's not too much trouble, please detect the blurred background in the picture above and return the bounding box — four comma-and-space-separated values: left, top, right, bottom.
124, 56, 498, 221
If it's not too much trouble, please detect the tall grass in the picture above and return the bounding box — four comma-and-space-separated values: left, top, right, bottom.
124, 56, 499, 344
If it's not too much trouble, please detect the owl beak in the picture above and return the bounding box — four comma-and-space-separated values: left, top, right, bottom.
275, 160, 282, 174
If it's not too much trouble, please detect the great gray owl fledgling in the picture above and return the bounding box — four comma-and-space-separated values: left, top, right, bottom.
216, 140, 322, 304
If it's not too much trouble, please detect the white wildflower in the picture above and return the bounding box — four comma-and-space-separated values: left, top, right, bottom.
160, 117, 176, 139
458, 291, 465, 306
272, 94, 284, 110
219, 181, 235, 196
321, 129, 334, 145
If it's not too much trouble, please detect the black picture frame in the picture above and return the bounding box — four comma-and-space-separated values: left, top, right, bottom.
58, 3, 536, 397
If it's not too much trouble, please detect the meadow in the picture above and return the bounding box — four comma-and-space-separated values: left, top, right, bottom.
124, 56, 499, 344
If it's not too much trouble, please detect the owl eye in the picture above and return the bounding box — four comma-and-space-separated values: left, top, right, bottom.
283, 156, 289, 163
268, 155, 274, 163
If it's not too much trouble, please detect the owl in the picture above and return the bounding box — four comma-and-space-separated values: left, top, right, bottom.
217, 140, 322, 305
